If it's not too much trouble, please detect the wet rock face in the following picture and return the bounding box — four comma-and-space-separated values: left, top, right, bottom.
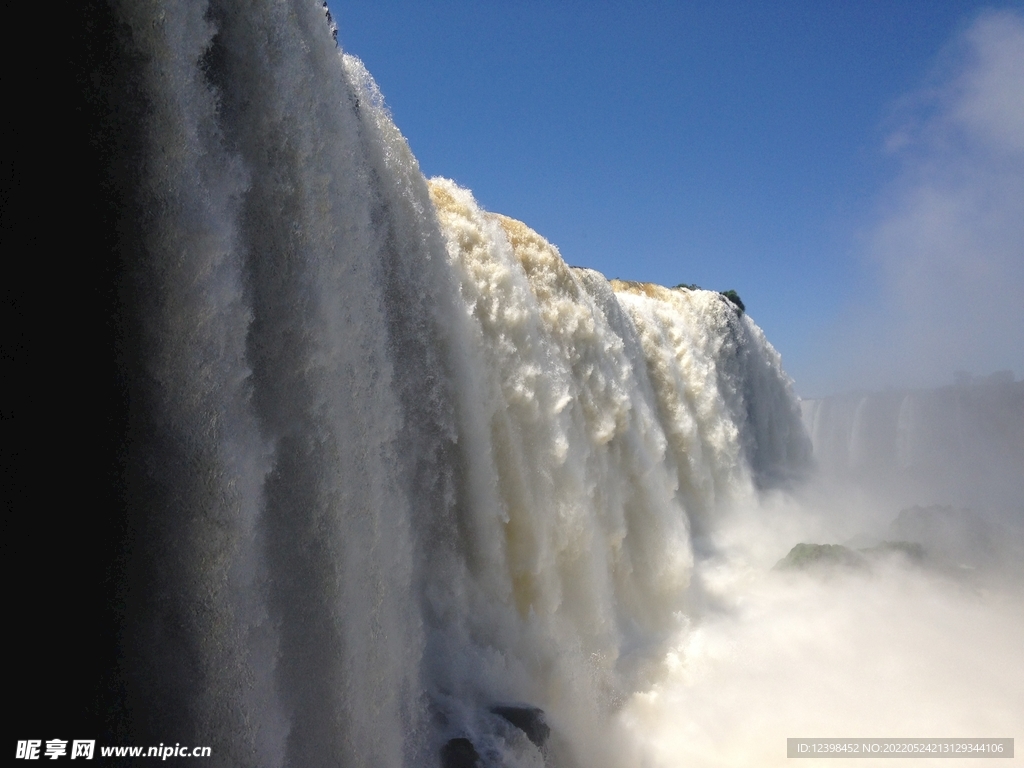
440, 737, 481, 768
490, 705, 551, 748
773, 540, 928, 574
439, 705, 551, 766
774, 542, 866, 571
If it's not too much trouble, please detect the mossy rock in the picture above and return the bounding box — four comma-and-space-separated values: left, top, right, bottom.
720, 289, 745, 314
775, 540, 928, 573
774, 543, 865, 571
860, 540, 926, 561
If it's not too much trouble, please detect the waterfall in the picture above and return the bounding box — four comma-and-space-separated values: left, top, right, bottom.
39, 2, 812, 765
800, 374, 1024, 515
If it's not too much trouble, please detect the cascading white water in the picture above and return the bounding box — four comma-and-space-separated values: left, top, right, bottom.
91, 2, 813, 765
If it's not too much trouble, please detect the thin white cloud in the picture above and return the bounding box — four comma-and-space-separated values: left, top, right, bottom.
954, 11, 1024, 153
831, 9, 1024, 392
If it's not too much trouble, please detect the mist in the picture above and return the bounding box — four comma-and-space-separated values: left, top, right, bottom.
623, 548, 1024, 766
808, 9, 1024, 396
616, 374, 1023, 765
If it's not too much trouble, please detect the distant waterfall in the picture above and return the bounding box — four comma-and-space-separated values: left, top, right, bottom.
800, 374, 1024, 515
59, 2, 811, 765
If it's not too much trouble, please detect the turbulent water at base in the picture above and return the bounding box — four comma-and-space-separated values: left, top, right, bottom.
78, 2, 812, 765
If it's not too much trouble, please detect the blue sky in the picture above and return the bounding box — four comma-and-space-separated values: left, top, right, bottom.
328, 1, 1024, 397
